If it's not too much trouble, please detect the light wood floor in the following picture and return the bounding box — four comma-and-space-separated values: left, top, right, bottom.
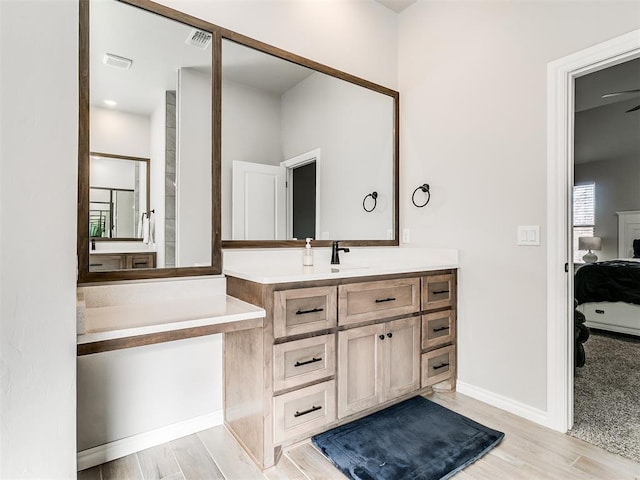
79, 391, 640, 480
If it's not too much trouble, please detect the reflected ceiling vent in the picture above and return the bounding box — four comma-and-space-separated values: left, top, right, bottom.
185, 29, 212, 49
102, 53, 132, 70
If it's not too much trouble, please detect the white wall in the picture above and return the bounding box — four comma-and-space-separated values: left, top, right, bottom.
399, 1, 640, 411
150, 96, 167, 267
575, 157, 640, 260
221, 78, 283, 239
77, 335, 222, 451
0, 1, 78, 478
90, 107, 150, 158
155, 0, 398, 90
281, 72, 394, 240
90, 156, 136, 190
177, 68, 212, 267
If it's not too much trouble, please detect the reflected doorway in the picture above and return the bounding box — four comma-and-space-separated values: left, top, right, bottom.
283, 148, 321, 240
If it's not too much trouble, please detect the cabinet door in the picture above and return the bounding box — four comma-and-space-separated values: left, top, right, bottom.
337, 324, 384, 419
384, 316, 420, 401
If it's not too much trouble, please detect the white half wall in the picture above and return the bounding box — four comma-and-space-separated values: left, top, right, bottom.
0, 1, 78, 478
77, 335, 223, 452
399, 1, 640, 414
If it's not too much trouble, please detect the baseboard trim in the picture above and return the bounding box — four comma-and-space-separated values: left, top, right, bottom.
456, 381, 551, 428
77, 410, 223, 471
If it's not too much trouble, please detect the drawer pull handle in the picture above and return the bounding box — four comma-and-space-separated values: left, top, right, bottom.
433, 362, 450, 370
595, 309, 605, 314
294, 357, 322, 367
433, 326, 450, 332
375, 297, 396, 303
89, 263, 103, 267
379, 334, 385, 340
296, 307, 324, 315
387, 332, 393, 338
294, 405, 322, 418
432, 290, 449, 295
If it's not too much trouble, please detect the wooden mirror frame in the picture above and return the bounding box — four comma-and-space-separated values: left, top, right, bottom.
219, 32, 399, 249
89, 152, 150, 242
77, 0, 221, 283
78, 0, 398, 283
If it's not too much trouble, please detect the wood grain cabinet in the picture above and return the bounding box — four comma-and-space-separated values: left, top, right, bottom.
420, 272, 457, 389
337, 316, 420, 418
89, 252, 156, 271
225, 268, 456, 470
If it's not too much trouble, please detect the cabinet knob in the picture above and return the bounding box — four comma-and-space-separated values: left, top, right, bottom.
379, 334, 385, 340
387, 332, 393, 338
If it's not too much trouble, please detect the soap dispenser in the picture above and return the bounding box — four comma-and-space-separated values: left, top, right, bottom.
303, 238, 314, 266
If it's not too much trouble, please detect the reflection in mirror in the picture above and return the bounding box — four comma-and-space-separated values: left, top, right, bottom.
221, 39, 396, 242
89, 153, 149, 239
84, 0, 214, 275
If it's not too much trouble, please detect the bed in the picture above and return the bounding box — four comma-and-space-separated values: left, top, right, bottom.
575, 210, 640, 337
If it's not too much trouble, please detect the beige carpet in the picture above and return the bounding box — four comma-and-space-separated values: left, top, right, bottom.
569, 330, 640, 462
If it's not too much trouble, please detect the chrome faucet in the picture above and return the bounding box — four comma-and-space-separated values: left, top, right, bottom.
331, 241, 350, 265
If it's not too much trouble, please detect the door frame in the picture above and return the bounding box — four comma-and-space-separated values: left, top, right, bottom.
281, 148, 322, 240
546, 29, 640, 432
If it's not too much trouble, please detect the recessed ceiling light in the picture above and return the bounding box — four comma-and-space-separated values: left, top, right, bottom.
104, 99, 117, 107
102, 53, 133, 70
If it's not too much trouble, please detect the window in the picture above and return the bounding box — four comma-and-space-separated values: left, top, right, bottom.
573, 183, 595, 263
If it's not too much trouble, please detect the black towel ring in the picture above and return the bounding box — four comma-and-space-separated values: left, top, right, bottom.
412, 184, 431, 208
363, 191, 378, 212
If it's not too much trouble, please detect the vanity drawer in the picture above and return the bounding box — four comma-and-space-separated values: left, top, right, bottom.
421, 345, 455, 387
338, 278, 420, 326
89, 254, 124, 272
128, 253, 155, 269
273, 380, 336, 444
422, 274, 454, 311
273, 286, 337, 338
273, 334, 336, 391
421, 310, 456, 350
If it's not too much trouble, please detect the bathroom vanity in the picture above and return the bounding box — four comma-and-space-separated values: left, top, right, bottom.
89, 251, 156, 272
222, 252, 458, 469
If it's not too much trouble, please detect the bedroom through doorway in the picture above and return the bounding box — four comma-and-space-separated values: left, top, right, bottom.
570, 57, 640, 463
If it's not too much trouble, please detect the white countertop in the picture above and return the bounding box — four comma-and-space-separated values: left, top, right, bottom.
90, 248, 155, 254
77, 294, 265, 344
223, 247, 459, 284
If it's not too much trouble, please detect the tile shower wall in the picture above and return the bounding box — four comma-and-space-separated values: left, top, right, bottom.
165, 91, 176, 267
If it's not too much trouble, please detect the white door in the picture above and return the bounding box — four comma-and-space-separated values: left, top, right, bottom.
232, 160, 286, 240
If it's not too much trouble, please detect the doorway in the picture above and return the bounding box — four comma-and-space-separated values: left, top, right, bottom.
282, 148, 321, 240
546, 29, 640, 433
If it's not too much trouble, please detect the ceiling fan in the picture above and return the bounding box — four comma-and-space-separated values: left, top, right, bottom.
601, 89, 640, 112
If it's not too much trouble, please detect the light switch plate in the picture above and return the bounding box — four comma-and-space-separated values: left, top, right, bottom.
517, 225, 540, 246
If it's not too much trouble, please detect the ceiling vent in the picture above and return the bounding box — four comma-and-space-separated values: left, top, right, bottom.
185, 29, 212, 49
102, 53, 133, 70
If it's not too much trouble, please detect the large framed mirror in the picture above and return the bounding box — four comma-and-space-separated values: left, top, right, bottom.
78, 0, 221, 282
220, 34, 399, 248
78, 0, 399, 282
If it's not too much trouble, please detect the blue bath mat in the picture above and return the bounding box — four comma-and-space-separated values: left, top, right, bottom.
311, 396, 504, 480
